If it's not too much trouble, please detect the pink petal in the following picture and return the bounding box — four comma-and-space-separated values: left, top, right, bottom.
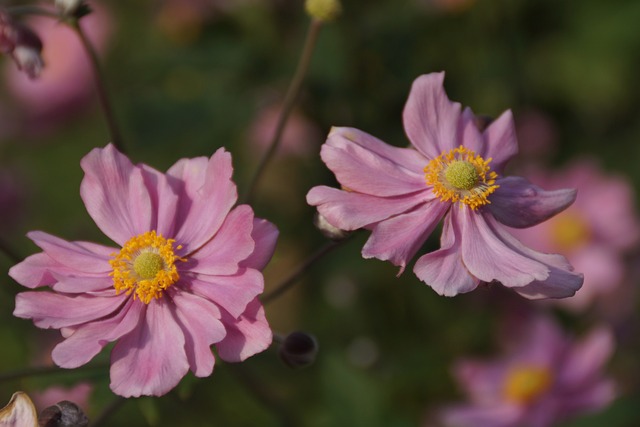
440, 404, 523, 427
172, 291, 226, 377
558, 327, 614, 387
186, 205, 255, 276
216, 298, 272, 363
483, 110, 518, 174
510, 315, 566, 368
459, 107, 486, 155
452, 359, 508, 405
488, 177, 576, 229
559, 379, 616, 415
186, 268, 263, 319
140, 164, 180, 238
110, 299, 189, 397
362, 200, 449, 272
169, 148, 238, 253
320, 127, 426, 196
80, 144, 154, 245
307, 186, 430, 231
27, 231, 114, 274
50, 273, 114, 293
9, 253, 74, 289
52, 299, 143, 368
414, 212, 480, 296
402, 72, 462, 159
240, 217, 278, 270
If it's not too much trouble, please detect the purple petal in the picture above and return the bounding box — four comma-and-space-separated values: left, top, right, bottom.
402, 72, 462, 159
459, 107, 486, 155
440, 404, 523, 427
27, 231, 114, 274
362, 200, 449, 272
173, 291, 226, 377
559, 379, 616, 415
50, 274, 114, 293
558, 327, 614, 387
488, 177, 576, 228
483, 110, 518, 174
52, 299, 144, 368
452, 359, 508, 405
414, 212, 480, 296
80, 144, 153, 245
216, 298, 272, 363
140, 164, 180, 237
307, 186, 430, 231
240, 218, 279, 271
110, 299, 189, 397
9, 253, 74, 289
320, 127, 426, 196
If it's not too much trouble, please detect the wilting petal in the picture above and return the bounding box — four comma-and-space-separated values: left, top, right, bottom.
483, 110, 518, 174
321, 127, 425, 196
216, 299, 272, 363
403, 72, 462, 159
488, 177, 576, 228
240, 218, 278, 270
110, 300, 189, 397
414, 212, 480, 296
0, 392, 38, 427
27, 231, 113, 274
362, 200, 448, 272
80, 144, 153, 245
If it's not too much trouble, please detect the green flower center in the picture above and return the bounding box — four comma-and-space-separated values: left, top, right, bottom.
444, 160, 479, 190
133, 251, 165, 280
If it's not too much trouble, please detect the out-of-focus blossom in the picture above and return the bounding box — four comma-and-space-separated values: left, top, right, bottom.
441, 315, 616, 427
0, 10, 44, 79
5, 6, 110, 130
305, 0, 342, 22
510, 161, 640, 311
307, 72, 582, 299
31, 383, 91, 416
10, 145, 278, 397
514, 109, 559, 164
54, 0, 84, 17
0, 392, 38, 427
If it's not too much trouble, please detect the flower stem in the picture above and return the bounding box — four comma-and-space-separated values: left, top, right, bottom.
0, 363, 108, 383
242, 18, 323, 204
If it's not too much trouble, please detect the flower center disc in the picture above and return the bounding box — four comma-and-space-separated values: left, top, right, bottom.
550, 212, 591, 251
503, 365, 553, 404
110, 231, 184, 304
424, 145, 499, 210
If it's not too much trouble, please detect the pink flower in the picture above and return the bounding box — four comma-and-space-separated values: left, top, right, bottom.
31, 383, 91, 414
307, 72, 582, 298
441, 315, 616, 427
510, 160, 640, 311
10, 145, 278, 397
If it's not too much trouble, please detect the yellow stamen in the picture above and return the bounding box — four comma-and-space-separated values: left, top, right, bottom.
424, 145, 499, 210
503, 365, 553, 404
110, 231, 185, 304
550, 212, 591, 251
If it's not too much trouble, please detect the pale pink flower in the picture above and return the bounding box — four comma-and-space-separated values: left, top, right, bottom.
31, 383, 91, 414
441, 315, 616, 427
510, 160, 640, 310
307, 72, 582, 298
10, 145, 278, 397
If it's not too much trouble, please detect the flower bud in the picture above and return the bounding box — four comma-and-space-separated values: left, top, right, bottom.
305, 0, 342, 22
0, 12, 44, 79
38, 401, 89, 427
278, 331, 319, 369
314, 212, 351, 241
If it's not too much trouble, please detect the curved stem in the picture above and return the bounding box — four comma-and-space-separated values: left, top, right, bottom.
0, 363, 108, 383
242, 19, 323, 204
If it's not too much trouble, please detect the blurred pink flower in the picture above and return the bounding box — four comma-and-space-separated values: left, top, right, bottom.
31, 383, 91, 414
10, 145, 278, 397
514, 109, 559, 163
441, 315, 616, 427
307, 72, 582, 298
510, 161, 640, 311
5, 6, 110, 131
0, 10, 44, 79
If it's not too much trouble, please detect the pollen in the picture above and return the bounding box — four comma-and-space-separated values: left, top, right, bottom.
424, 145, 499, 210
503, 365, 553, 404
110, 231, 185, 304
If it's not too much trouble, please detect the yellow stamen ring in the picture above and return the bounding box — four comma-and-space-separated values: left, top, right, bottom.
503, 365, 553, 404
110, 231, 185, 304
424, 145, 499, 210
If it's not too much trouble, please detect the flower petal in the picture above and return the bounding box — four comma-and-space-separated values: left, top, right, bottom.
216, 298, 272, 363
488, 177, 576, 228
558, 327, 614, 387
440, 404, 523, 427
50, 273, 114, 293
402, 72, 462, 159
320, 127, 426, 196
110, 300, 189, 397
240, 218, 278, 270
362, 200, 448, 272
414, 212, 480, 296
80, 144, 153, 245
0, 392, 38, 427
9, 253, 74, 289
459, 107, 485, 155
483, 110, 518, 174
140, 164, 180, 237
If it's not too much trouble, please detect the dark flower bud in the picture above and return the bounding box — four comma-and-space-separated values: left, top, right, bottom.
278, 331, 319, 369
38, 401, 89, 427
314, 212, 351, 241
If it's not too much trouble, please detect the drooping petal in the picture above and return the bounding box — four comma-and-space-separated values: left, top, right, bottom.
216, 298, 272, 363
402, 72, 462, 159
488, 177, 576, 229
80, 144, 154, 245
320, 127, 426, 197
362, 200, 449, 272
185, 205, 255, 276
307, 186, 430, 231
240, 218, 278, 270
414, 212, 480, 296
483, 110, 518, 174
52, 299, 144, 368
109, 299, 189, 397
172, 291, 226, 377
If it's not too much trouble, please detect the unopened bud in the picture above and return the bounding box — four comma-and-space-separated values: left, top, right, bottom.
278, 331, 319, 369
314, 212, 350, 241
38, 401, 88, 427
305, 0, 342, 22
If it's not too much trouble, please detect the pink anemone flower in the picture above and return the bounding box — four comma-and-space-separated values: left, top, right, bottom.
441, 315, 616, 427
9, 145, 278, 397
307, 72, 582, 298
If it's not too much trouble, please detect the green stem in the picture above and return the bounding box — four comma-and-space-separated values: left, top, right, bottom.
0, 363, 108, 383
242, 18, 323, 204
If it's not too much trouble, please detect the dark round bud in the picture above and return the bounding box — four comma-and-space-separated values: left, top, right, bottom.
38, 401, 88, 427
278, 331, 319, 369
313, 212, 350, 241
